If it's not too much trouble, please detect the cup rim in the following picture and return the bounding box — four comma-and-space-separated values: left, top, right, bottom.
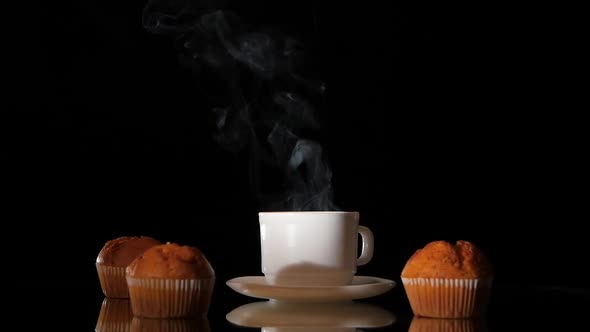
259, 211, 358, 216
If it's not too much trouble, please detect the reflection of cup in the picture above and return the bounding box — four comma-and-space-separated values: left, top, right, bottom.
408, 316, 488, 332
259, 211, 374, 286
130, 317, 210, 332
95, 298, 133, 332
263, 329, 357, 332
226, 300, 395, 332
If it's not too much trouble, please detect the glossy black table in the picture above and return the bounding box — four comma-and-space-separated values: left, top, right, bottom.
20, 278, 589, 331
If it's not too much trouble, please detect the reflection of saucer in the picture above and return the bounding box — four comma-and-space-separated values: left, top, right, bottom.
226, 300, 396, 328
95, 298, 132, 332
226, 276, 395, 302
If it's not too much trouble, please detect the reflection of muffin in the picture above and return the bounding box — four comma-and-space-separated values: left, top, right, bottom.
95, 298, 133, 332
96, 236, 162, 298
131, 317, 210, 332
409, 316, 488, 332
401, 240, 493, 318
126, 243, 215, 318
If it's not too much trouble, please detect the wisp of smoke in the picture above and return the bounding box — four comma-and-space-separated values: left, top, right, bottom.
143, 0, 337, 211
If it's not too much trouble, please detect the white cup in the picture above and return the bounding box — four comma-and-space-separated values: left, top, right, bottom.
258, 211, 374, 286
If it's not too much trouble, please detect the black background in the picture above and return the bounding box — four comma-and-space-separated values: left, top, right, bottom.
4, 1, 587, 324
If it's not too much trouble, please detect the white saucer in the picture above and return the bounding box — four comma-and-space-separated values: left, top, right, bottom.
226, 301, 396, 328
226, 276, 395, 302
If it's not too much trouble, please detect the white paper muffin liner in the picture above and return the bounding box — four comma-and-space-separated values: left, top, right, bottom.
130, 317, 210, 332
126, 277, 215, 318
95, 298, 132, 332
402, 277, 492, 318
97, 264, 129, 298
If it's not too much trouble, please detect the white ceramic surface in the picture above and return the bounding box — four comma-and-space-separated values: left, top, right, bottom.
226, 276, 395, 302
258, 211, 374, 286
226, 300, 396, 330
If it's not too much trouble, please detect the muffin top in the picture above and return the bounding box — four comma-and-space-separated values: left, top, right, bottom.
96, 236, 162, 267
126, 243, 215, 279
401, 240, 492, 278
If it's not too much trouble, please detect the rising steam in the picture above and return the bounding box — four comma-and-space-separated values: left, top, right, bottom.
143, 0, 337, 210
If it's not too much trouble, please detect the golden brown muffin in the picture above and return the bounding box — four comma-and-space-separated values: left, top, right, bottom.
401, 240, 493, 319
401, 240, 492, 279
97, 236, 162, 267
126, 243, 215, 279
96, 236, 162, 298
125, 243, 215, 318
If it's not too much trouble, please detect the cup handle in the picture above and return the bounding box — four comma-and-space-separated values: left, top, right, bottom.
357, 226, 374, 266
